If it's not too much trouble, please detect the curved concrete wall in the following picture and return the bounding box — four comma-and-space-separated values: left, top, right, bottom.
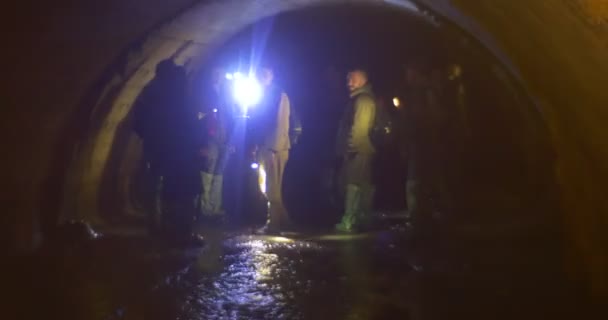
5, 0, 608, 297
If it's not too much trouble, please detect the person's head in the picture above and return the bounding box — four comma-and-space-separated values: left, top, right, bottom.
405, 59, 431, 87
347, 69, 369, 92
448, 63, 463, 81
258, 66, 274, 87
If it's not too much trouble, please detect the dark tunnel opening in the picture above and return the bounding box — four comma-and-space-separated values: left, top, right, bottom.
99, 4, 557, 234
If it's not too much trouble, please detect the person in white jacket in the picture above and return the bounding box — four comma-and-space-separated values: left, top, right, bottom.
251, 66, 296, 234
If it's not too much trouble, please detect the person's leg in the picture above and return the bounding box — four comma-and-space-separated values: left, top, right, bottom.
162, 170, 203, 246
405, 152, 418, 219
209, 147, 228, 216
406, 179, 418, 219
274, 150, 290, 226
144, 162, 163, 233
262, 150, 280, 231
257, 149, 289, 232
410, 146, 435, 229
336, 184, 361, 232
200, 144, 219, 216
351, 153, 375, 230
210, 175, 223, 214
336, 153, 363, 232
357, 183, 376, 230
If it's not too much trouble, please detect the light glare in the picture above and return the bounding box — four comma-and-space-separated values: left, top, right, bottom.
393, 97, 401, 108
233, 76, 262, 107
269, 236, 293, 243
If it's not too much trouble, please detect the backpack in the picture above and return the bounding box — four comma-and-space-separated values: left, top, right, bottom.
369, 98, 393, 149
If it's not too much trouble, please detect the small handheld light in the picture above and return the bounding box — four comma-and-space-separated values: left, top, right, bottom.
250, 163, 259, 170
393, 97, 401, 108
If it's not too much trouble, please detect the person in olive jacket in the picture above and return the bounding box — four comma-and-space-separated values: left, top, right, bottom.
335, 69, 377, 232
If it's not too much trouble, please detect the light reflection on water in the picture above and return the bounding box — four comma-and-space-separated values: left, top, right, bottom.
34, 230, 569, 320
176, 236, 322, 320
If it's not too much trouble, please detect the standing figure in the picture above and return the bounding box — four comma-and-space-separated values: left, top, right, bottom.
335, 69, 377, 233
133, 59, 180, 234
197, 67, 233, 221
401, 60, 447, 227
251, 66, 295, 234
133, 60, 202, 245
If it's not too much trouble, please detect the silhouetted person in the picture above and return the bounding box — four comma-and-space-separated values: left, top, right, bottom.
399, 60, 446, 226
335, 69, 377, 232
161, 65, 202, 244
443, 63, 470, 185
133, 60, 202, 245
133, 59, 179, 234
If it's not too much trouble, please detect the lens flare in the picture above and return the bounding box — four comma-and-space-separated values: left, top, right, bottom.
233, 76, 262, 107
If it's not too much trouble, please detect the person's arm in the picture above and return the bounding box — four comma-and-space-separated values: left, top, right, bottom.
264, 92, 291, 152
349, 95, 376, 153
289, 100, 302, 145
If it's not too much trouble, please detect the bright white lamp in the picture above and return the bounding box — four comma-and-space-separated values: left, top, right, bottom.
233, 76, 262, 108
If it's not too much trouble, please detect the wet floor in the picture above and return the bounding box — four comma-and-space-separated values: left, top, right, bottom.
6, 225, 590, 320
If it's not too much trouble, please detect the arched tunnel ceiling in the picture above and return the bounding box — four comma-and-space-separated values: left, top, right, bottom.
5, 0, 608, 297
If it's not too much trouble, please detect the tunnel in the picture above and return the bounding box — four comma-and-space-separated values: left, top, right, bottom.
5, 0, 608, 315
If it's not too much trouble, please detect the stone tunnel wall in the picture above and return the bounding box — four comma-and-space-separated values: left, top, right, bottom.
4, 0, 608, 298
5, 0, 201, 250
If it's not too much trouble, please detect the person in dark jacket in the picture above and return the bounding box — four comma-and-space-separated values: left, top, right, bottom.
133, 59, 180, 234
133, 60, 202, 245
335, 69, 377, 232
399, 60, 446, 226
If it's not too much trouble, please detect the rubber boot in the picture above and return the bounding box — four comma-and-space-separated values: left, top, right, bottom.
356, 185, 376, 231
200, 172, 214, 216
145, 173, 163, 234
256, 201, 280, 235
154, 176, 163, 225
335, 184, 361, 233
406, 179, 418, 221
209, 174, 224, 216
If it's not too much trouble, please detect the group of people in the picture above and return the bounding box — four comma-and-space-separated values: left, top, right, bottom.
320, 61, 469, 233
132, 59, 303, 242
132, 56, 468, 243
395, 60, 470, 227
